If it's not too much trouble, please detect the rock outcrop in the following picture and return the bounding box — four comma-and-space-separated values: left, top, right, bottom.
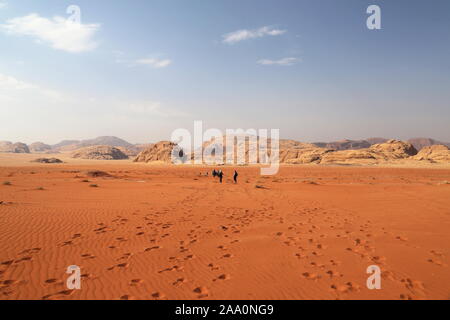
134, 141, 178, 163
320, 140, 417, 165
413, 145, 450, 163
71, 145, 128, 160
53, 136, 135, 152
32, 158, 63, 164
29, 142, 53, 153
0, 141, 30, 153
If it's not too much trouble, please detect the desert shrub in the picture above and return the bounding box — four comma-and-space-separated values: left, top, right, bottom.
86, 170, 111, 178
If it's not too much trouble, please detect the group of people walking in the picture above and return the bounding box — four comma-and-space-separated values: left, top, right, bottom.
211, 169, 238, 184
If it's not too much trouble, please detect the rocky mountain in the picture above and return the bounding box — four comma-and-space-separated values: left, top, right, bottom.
29, 142, 53, 153
134, 141, 177, 163
71, 145, 129, 160
0, 141, 30, 153
53, 136, 135, 152
51, 140, 80, 150
134, 138, 430, 165
413, 145, 450, 163
407, 138, 450, 151
313, 139, 371, 151
320, 140, 417, 165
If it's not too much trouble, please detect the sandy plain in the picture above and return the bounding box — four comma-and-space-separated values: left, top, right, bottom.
0, 153, 449, 300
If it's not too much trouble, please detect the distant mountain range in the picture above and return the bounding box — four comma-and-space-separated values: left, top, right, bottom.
0, 136, 449, 154
52, 136, 134, 152
0, 136, 149, 155
313, 138, 450, 151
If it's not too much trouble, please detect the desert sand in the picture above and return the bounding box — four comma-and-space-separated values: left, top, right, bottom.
0, 153, 449, 300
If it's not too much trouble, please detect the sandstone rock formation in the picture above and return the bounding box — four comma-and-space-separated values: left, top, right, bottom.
320, 140, 417, 165
134, 141, 178, 163
29, 142, 53, 153
0, 141, 30, 153
131, 138, 450, 166
413, 145, 450, 163
71, 146, 128, 160
53, 136, 135, 152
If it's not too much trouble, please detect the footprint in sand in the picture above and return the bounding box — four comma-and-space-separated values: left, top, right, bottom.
430, 250, 444, 257
331, 282, 360, 294
427, 258, 447, 266
214, 274, 231, 281
108, 262, 129, 271
44, 278, 63, 285
151, 292, 166, 300
129, 279, 143, 286
208, 263, 220, 271
173, 277, 187, 286
193, 286, 209, 298
302, 272, 321, 280
144, 246, 161, 252
42, 289, 75, 300
81, 253, 96, 260
14, 256, 33, 264
326, 270, 343, 278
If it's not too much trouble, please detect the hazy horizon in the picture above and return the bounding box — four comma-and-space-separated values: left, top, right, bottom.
1, 0, 450, 144
1, 133, 448, 147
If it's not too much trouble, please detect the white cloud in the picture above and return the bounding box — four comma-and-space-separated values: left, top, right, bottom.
257, 57, 300, 66
222, 26, 286, 44
135, 58, 172, 68
1, 13, 100, 53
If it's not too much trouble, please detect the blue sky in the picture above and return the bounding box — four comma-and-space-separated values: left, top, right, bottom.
0, 0, 449, 144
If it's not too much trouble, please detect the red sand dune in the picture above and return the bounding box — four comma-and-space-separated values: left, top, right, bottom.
0, 160, 449, 300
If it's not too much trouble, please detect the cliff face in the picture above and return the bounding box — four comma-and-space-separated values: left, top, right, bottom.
134, 141, 178, 163
320, 140, 417, 165
413, 145, 450, 163
132, 139, 450, 165
71, 145, 128, 160
0, 141, 30, 153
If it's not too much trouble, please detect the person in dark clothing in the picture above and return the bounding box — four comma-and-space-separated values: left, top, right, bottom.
212, 169, 217, 178
218, 170, 223, 183
233, 170, 238, 184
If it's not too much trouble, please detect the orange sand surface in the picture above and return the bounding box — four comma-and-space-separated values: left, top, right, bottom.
1, 157, 450, 300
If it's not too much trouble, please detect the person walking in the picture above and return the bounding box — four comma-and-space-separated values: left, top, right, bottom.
218, 170, 223, 183
233, 170, 238, 184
